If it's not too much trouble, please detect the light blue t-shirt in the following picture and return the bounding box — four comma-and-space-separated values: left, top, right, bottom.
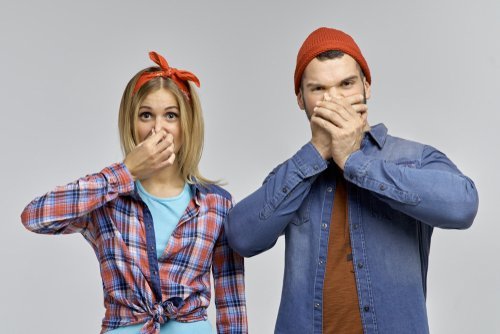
107, 182, 214, 334
137, 181, 192, 258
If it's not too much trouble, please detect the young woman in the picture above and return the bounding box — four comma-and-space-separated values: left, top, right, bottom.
21, 52, 247, 334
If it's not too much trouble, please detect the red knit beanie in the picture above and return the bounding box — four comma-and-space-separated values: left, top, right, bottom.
294, 27, 371, 95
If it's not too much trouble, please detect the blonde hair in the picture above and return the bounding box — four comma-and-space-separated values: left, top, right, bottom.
118, 66, 213, 185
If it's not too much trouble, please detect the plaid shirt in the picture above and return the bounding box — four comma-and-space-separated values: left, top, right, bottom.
21, 163, 247, 334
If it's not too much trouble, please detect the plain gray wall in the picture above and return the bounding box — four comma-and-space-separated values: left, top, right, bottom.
1, 0, 498, 333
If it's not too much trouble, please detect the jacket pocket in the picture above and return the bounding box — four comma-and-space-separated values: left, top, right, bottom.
369, 194, 415, 222
290, 195, 312, 226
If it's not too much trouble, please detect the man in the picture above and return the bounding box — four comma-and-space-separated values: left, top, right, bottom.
224, 27, 479, 334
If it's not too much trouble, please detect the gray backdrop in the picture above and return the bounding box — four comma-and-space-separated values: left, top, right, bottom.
1, 0, 498, 333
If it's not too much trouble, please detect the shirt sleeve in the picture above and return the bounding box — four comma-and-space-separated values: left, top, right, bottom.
224, 142, 328, 257
212, 200, 248, 334
20, 162, 135, 241
343, 145, 479, 229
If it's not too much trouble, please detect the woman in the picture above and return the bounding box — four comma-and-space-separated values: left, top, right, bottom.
21, 52, 247, 334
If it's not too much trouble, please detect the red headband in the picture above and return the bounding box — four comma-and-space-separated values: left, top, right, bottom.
133, 51, 200, 99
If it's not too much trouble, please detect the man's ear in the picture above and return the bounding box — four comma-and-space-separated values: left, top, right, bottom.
364, 78, 371, 100
297, 88, 305, 110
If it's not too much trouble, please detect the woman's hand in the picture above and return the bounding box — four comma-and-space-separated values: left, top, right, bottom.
123, 129, 176, 180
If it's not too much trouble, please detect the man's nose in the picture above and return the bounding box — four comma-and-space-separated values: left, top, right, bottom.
327, 87, 343, 99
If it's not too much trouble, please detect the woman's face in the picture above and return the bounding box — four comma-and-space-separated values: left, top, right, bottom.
136, 88, 182, 154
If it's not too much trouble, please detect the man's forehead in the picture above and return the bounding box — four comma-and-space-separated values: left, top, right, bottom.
302, 55, 360, 83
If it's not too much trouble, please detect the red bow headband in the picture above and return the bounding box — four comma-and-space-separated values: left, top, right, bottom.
133, 51, 200, 99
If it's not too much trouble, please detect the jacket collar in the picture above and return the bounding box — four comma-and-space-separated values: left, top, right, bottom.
365, 123, 388, 149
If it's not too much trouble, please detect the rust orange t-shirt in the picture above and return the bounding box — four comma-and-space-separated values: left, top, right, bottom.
322, 175, 363, 333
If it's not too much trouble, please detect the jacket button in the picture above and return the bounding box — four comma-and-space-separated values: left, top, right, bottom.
379, 184, 386, 191
314, 303, 320, 309
319, 259, 324, 265
364, 305, 370, 312
322, 223, 328, 230
282, 186, 288, 193
357, 262, 364, 269
353, 224, 359, 230
327, 187, 333, 192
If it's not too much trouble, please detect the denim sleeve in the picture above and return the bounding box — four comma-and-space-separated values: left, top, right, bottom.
343, 145, 479, 229
224, 143, 328, 257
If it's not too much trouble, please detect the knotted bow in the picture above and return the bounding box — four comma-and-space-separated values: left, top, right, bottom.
133, 51, 200, 99
140, 297, 185, 334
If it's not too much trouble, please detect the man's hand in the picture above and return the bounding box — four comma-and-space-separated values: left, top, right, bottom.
310, 99, 334, 160
311, 93, 367, 169
123, 129, 176, 180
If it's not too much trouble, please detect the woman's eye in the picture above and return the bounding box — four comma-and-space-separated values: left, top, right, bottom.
165, 112, 178, 120
139, 112, 152, 119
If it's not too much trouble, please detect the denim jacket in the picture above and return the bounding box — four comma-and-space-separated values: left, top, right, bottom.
225, 123, 478, 334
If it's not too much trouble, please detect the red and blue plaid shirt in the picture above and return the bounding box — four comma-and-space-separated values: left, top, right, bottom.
21, 163, 247, 334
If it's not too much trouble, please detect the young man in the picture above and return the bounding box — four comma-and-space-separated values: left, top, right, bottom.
224, 27, 479, 334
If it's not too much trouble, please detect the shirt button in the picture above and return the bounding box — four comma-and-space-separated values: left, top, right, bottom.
364, 305, 370, 312
327, 187, 333, 192
322, 223, 328, 230
357, 262, 364, 269
379, 184, 386, 191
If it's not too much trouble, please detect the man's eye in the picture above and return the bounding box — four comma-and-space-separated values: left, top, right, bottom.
312, 87, 324, 91
342, 81, 354, 87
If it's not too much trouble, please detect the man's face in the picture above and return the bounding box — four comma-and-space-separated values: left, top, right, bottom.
297, 54, 371, 119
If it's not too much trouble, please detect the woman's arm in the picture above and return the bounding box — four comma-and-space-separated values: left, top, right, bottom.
212, 224, 248, 334
20, 163, 135, 240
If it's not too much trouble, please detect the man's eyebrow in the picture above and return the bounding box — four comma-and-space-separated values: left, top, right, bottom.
304, 82, 323, 88
304, 75, 359, 88
341, 75, 359, 82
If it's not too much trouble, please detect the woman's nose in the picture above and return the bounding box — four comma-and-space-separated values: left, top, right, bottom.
154, 118, 164, 133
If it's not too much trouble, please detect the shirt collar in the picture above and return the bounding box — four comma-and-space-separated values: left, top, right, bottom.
189, 183, 204, 207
